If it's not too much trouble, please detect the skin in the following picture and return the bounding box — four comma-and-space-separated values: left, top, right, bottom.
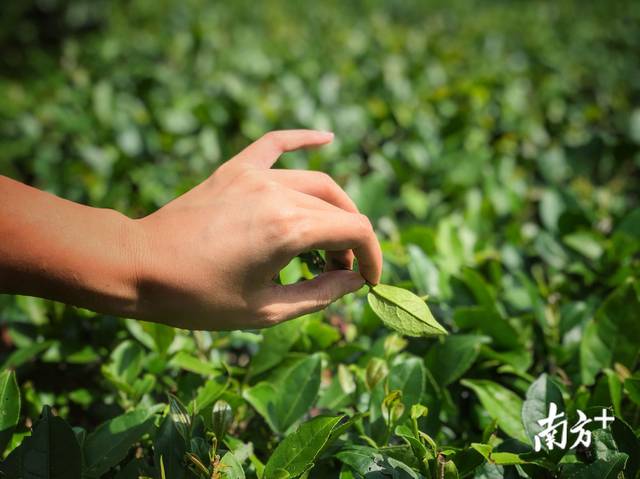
0, 130, 382, 330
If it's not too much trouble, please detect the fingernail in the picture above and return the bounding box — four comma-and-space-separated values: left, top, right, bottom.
322, 131, 335, 140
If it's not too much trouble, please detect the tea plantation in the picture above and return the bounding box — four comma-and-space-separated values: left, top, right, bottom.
1, 1, 639, 478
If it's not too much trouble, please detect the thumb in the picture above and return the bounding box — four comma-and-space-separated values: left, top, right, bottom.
264, 270, 365, 324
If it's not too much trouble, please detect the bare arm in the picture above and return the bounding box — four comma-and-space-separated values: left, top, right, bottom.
0, 175, 143, 317
0, 130, 382, 330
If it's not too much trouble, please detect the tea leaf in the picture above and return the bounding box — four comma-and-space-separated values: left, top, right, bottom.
367, 284, 447, 337
84, 408, 156, 478
0, 370, 20, 454
461, 379, 528, 444
0, 406, 81, 479
264, 415, 344, 478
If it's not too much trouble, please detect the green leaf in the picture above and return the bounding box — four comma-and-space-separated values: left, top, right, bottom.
448, 447, 485, 477
154, 407, 190, 479
470, 444, 527, 466
388, 357, 425, 421
407, 244, 440, 297
426, 335, 490, 385
169, 351, 219, 376
336, 446, 421, 478
0, 406, 81, 479
220, 451, 246, 479
559, 453, 628, 479
563, 231, 604, 260
580, 282, 640, 385
84, 408, 156, 478
244, 354, 322, 434
264, 415, 344, 479
367, 284, 447, 337
603, 369, 622, 416
0, 370, 20, 453
459, 267, 496, 311
453, 307, 521, 350
142, 321, 175, 354
624, 376, 640, 406
104, 340, 145, 385
168, 394, 191, 444
249, 318, 302, 377
580, 320, 612, 385
461, 379, 528, 444
610, 417, 640, 478
1, 340, 54, 370
190, 376, 229, 415
521, 374, 564, 448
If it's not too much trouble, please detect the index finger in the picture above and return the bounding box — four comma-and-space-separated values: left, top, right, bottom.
230, 130, 334, 169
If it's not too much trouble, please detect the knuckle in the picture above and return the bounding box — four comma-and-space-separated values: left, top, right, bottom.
260, 180, 280, 194
357, 213, 374, 234
270, 208, 301, 243
317, 171, 338, 192
260, 131, 282, 150
316, 171, 334, 185
255, 303, 281, 325
314, 289, 333, 310
237, 167, 258, 183
210, 162, 230, 181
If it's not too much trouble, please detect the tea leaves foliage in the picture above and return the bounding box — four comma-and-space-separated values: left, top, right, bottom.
1, 0, 640, 477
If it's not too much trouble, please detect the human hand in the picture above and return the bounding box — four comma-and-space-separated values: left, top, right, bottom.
134, 130, 382, 330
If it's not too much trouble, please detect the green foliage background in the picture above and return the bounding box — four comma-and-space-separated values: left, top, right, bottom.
1, 0, 639, 478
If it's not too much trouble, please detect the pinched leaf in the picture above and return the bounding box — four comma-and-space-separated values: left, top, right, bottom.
0, 370, 20, 453
461, 379, 528, 444
264, 415, 345, 478
367, 284, 447, 337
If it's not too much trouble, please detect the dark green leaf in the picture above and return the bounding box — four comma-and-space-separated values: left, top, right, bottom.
461, 379, 528, 444
0, 370, 20, 454
264, 415, 344, 479
0, 406, 81, 479
521, 374, 564, 448
249, 318, 302, 377
426, 334, 490, 385
84, 408, 156, 478
244, 354, 322, 434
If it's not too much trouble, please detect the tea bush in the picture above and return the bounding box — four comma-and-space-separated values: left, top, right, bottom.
1, 1, 639, 478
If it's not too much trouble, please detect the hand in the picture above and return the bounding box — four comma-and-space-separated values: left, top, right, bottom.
134, 130, 382, 330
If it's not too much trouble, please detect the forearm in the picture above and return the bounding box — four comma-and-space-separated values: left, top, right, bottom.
0, 175, 142, 317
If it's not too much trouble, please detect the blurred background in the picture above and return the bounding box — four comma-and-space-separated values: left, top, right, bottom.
1, 0, 639, 461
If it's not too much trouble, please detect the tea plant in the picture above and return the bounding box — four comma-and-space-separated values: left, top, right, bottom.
1, 0, 640, 478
